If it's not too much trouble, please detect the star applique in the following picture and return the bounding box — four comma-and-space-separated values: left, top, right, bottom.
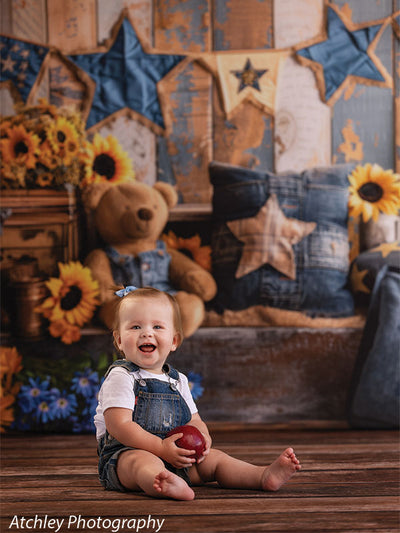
230, 58, 268, 93
68, 16, 185, 130
295, 4, 392, 104
0, 35, 48, 103
350, 264, 370, 294
227, 193, 316, 280
370, 241, 400, 258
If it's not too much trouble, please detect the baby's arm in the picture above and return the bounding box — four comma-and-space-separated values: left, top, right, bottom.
104, 407, 196, 468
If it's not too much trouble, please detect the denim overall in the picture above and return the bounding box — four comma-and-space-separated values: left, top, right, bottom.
105, 241, 176, 293
97, 359, 192, 491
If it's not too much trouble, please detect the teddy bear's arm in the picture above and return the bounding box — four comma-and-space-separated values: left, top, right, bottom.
168, 248, 217, 302
85, 249, 116, 303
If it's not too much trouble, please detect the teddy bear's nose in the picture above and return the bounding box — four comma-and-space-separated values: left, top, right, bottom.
138, 208, 153, 221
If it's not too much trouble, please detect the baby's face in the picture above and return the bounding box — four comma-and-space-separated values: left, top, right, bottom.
114, 295, 179, 374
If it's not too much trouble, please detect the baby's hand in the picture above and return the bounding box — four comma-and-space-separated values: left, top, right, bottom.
161, 433, 196, 469
196, 432, 212, 464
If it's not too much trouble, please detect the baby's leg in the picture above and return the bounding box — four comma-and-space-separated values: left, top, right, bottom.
192, 447, 300, 491
117, 450, 194, 500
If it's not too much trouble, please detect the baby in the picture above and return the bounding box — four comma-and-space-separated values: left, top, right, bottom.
95, 286, 301, 500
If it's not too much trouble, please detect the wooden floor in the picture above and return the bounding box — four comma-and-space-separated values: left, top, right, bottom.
1, 423, 399, 533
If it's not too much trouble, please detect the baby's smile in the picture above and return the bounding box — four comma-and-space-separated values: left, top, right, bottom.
139, 343, 156, 353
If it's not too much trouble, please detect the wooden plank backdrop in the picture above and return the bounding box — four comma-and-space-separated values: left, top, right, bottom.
1, 0, 398, 198
1, 425, 399, 532
332, 0, 395, 169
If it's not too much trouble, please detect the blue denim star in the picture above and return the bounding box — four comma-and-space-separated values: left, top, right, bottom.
69, 17, 185, 129
297, 7, 385, 102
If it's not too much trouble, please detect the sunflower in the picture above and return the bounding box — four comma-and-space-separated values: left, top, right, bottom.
348, 164, 400, 222
36, 262, 99, 332
83, 134, 134, 186
0, 395, 16, 432
162, 230, 212, 271
35, 168, 54, 188
0, 124, 40, 169
0, 346, 23, 432
0, 346, 23, 392
46, 116, 81, 166
48, 319, 81, 344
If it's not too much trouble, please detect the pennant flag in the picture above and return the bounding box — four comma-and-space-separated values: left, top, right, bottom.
0, 35, 48, 103
295, 5, 392, 105
199, 50, 289, 119
214, 50, 290, 118
68, 17, 186, 131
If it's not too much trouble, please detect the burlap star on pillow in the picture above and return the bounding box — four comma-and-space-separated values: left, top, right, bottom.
227, 193, 316, 280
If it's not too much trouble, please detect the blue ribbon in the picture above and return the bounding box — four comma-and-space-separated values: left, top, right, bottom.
115, 286, 138, 298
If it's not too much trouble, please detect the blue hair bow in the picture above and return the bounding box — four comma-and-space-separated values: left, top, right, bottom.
115, 286, 138, 298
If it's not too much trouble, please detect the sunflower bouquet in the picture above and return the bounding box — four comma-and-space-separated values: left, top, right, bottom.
348, 163, 400, 223
0, 100, 89, 189
0, 100, 135, 189
35, 261, 99, 344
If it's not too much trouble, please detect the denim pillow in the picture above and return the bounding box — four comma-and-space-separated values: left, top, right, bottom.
209, 161, 355, 317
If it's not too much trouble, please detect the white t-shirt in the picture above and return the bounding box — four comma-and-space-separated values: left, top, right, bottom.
94, 367, 198, 440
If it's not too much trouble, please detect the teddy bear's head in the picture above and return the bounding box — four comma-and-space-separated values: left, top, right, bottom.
83, 181, 178, 246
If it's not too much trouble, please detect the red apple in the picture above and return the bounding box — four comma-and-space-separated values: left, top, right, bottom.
167, 425, 206, 460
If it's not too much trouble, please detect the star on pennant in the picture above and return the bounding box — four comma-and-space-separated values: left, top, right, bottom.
68, 16, 185, 131
0, 35, 48, 103
230, 58, 268, 93
227, 194, 316, 280
295, 5, 392, 104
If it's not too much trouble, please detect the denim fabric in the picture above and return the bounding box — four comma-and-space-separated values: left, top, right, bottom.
105, 240, 176, 293
347, 265, 400, 429
350, 243, 400, 307
98, 360, 192, 491
209, 162, 355, 316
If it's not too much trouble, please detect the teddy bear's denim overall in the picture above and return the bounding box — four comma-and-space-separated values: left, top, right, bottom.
97, 359, 192, 491
105, 241, 176, 293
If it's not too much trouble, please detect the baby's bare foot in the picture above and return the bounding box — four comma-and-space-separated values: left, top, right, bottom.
153, 470, 195, 501
261, 447, 301, 491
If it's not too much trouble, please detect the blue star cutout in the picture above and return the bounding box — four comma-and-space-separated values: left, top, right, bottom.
0, 35, 48, 103
297, 7, 385, 102
68, 17, 185, 129
230, 58, 268, 93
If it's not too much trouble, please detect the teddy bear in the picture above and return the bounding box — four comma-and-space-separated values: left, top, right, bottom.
83, 180, 217, 337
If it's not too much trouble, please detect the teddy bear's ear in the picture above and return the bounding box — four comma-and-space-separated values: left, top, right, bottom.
81, 182, 113, 211
153, 182, 178, 209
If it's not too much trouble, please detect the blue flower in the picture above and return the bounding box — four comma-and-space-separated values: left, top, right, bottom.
187, 372, 204, 401
71, 369, 99, 398
18, 377, 51, 413
71, 416, 96, 434
82, 395, 98, 419
50, 390, 78, 419
36, 399, 55, 424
